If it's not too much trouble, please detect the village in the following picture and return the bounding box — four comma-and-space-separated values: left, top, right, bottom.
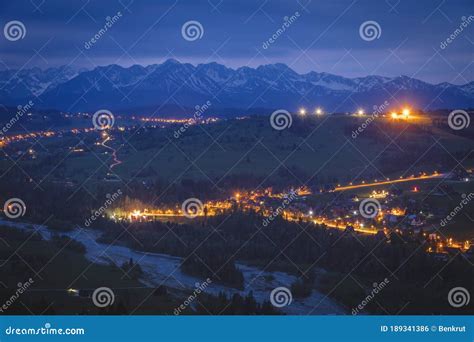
110, 171, 474, 259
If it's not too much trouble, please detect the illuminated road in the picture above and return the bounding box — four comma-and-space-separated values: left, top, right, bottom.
312, 218, 378, 235
332, 173, 447, 192
130, 213, 379, 235
133, 213, 186, 218
101, 136, 122, 170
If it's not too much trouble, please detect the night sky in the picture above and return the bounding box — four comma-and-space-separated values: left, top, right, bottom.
0, 0, 473, 84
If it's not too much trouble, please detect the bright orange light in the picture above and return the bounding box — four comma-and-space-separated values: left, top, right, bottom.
402, 108, 410, 117
391, 112, 398, 119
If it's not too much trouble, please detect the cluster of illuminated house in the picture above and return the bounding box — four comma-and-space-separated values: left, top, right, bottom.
111, 180, 473, 257
1, 109, 472, 258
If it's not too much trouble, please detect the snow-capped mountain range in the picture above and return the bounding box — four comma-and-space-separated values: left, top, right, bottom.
1, 59, 473, 114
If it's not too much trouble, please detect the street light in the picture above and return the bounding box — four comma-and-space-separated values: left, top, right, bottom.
299, 108, 307, 116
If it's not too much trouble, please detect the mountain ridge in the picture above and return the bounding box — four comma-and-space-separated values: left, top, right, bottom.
1, 59, 473, 114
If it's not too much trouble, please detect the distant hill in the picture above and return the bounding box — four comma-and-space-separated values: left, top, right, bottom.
1, 59, 473, 115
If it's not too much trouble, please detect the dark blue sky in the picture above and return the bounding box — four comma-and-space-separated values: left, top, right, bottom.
0, 0, 473, 84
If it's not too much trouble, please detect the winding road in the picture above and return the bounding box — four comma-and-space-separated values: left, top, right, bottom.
101, 135, 122, 170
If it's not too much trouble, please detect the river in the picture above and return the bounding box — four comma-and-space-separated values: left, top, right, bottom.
0, 219, 345, 315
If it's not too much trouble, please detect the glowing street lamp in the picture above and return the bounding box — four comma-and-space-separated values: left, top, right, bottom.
391, 112, 398, 119
402, 108, 410, 118
357, 109, 364, 116
299, 108, 307, 116
315, 107, 323, 115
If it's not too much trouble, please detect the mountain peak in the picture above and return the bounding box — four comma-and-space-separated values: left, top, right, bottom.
161, 58, 181, 66
1, 61, 473, 112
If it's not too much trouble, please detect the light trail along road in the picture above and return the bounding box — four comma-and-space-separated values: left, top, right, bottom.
101, 135, 122, 170
332, 173, 447, 192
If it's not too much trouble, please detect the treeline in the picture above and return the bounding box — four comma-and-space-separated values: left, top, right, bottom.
94, 211, 474, 314
195, 292, 279, 315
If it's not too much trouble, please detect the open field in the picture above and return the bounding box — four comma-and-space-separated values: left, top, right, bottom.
4, 114, 473, 190
1, 114, 473, 242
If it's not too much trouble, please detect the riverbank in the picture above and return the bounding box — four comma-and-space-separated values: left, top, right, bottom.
0, 219, 345, 315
